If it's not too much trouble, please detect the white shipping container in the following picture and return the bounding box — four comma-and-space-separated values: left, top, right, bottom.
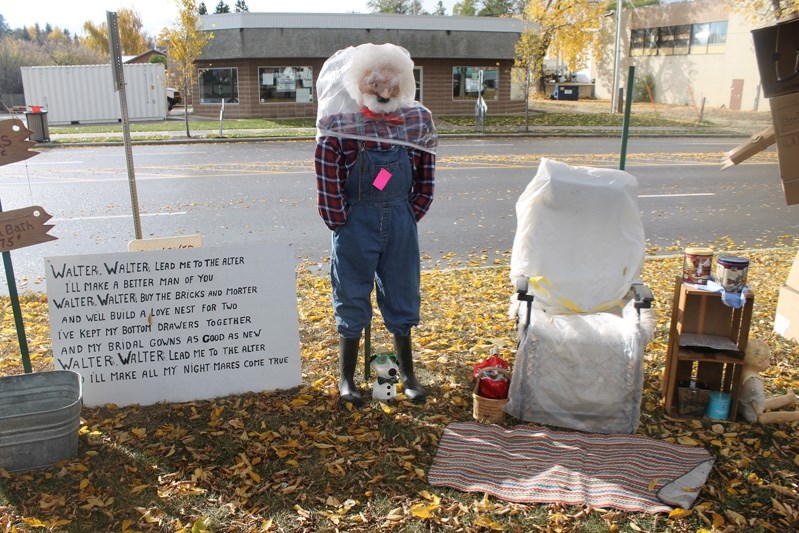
21, 64, 168, 125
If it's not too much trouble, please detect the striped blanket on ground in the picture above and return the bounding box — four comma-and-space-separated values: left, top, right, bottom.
428, 421, 715, 513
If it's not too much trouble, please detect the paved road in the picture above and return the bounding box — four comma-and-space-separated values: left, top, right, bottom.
1, 136, 796, 294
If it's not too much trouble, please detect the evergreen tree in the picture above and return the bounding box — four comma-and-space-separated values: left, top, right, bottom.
234, 0, 249, 11
198, 2, 208, 15
452, 0, 478, 16
215, 1, 231, 13
0, 14, 10, 36
478, 0, 515, 16
433, 1, 447, 14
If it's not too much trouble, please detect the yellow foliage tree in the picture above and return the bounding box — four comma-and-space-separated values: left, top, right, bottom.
728, 0, 799, 24
515, 0, 604, 95
80, 7, 151, 57
163, 0, 213, 137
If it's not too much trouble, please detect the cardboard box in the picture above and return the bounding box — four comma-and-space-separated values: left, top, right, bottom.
774, 285, 799, 342
786, 249, 799, 290
752, 16, 799, 98
770, 92, 799, 205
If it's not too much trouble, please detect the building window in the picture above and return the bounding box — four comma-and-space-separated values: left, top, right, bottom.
258, 66, 313, 104
643, 28, 658, 56
690, 22, 710, 53
632, 20, 727, 57
452, 66, 498, 101
630, 28, 646, 57
199, 67, 238, 104
414, 67, 422, 102
707, 21, 728, 54
671, 25, 691, 55
690, 21, 727, 53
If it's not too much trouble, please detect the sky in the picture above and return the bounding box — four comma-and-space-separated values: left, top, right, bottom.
2, 1, 459, 38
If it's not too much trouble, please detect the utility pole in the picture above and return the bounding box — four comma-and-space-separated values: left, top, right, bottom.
611, 0, 623, 114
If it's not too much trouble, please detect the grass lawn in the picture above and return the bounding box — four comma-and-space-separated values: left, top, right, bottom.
45, 99, 724, 139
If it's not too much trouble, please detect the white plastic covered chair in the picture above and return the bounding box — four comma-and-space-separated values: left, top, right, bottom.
505, 158, 655, 434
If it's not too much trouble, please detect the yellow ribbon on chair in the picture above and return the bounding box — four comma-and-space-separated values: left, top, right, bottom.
526, 276, 626, 314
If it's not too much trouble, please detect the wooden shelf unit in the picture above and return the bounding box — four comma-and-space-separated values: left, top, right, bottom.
662, 277, 754, 420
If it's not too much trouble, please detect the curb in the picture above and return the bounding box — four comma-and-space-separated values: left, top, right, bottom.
33, 129, 753, 148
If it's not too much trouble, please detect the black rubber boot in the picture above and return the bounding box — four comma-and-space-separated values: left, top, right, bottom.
339, 336, 363, 407
394, 334, 427, 403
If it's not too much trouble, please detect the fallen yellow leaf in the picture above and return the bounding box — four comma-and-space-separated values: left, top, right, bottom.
668, 508, 692, 519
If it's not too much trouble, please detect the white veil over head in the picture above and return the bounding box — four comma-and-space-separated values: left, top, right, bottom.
315, 43, 438, 154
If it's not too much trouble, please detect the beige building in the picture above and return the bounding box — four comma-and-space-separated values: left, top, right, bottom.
594, 0, 766, 111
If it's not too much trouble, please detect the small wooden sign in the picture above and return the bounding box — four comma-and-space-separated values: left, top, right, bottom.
128, 234, 203, 252
0, 206, 57, 253
0, 119, 38, 167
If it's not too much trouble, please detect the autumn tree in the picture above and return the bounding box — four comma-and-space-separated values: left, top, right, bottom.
516, 0, 604, 95
728, 0, 799, 23
81, 7, 152, 56
165, 0, 213, 137
514, 29, 540, 131
0, 32, 105, 101
367, 0, 425, 14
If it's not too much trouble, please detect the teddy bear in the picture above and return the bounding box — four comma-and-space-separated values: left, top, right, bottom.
370, 353, 400, 401
737, 339, 799, 424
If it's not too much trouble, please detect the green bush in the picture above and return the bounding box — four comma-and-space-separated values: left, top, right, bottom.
148, 55, 167, 67
633, 73, 655, 103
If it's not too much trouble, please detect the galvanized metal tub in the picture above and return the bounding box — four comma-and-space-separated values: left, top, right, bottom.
0, 370, 82, 472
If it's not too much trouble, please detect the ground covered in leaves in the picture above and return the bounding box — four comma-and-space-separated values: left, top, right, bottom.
1, 245, 798, 532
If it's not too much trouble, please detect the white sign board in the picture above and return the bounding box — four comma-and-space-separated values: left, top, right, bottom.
45, 243, 301, 407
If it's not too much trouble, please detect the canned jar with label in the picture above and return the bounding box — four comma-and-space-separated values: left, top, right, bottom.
683, 247, 713, 284
715, 255, 749, 293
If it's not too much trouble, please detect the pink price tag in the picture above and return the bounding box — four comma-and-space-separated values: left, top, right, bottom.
372, 168, 393, 190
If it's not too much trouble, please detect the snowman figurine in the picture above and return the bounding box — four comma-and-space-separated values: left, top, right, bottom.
370, 353, 401, 401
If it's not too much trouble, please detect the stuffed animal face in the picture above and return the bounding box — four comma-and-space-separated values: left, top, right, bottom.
343, 43, 416, 115
371, 353, 400, 400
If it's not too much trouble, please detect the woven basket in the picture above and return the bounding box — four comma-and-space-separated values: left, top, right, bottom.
472, 367, 510, 423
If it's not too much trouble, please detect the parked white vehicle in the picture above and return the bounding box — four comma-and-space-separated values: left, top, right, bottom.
167, 87, 182, 110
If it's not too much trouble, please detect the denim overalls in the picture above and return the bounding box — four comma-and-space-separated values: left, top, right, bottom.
330, 137, 420, 339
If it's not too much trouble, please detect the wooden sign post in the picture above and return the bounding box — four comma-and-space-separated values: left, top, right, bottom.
0, 206, 57, 252
0, 119, 38, 166
1, 118, 47, 373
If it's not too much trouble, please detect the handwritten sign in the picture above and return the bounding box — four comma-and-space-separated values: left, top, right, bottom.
0, 206, 57, 253
0, 119, 38, 166
45, 243, 301, 407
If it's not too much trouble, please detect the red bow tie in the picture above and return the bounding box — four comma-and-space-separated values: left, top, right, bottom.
360, 106, 404, 124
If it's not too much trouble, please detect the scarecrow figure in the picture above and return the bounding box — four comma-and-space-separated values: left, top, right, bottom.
314, 43, 438, 406
738, 339, 799, 424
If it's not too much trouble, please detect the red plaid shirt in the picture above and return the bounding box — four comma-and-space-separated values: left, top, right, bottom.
315, 109, 436, 230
